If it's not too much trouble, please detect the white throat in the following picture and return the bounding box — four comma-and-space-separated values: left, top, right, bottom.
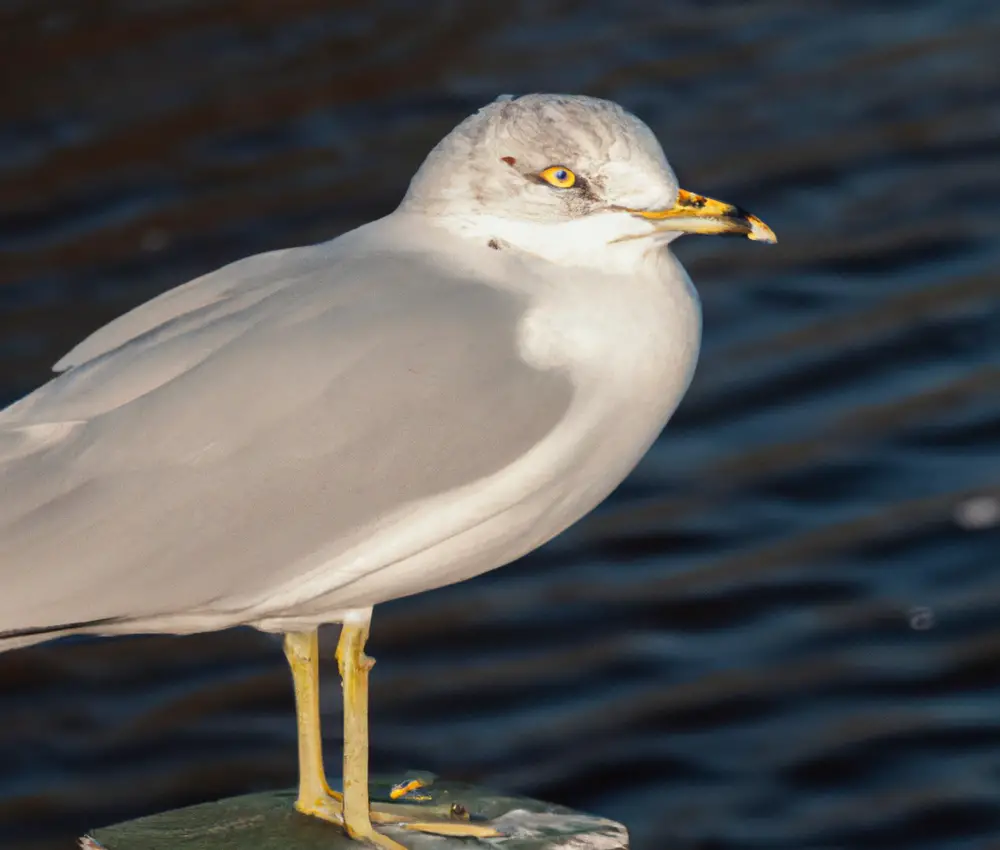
431, 211, 674, 275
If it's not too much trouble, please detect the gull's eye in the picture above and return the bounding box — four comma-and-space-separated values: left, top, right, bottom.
538, 166, 577, 189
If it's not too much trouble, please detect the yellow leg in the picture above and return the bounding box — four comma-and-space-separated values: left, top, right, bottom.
283, 630, 343, 824
337, 624, 501, 843
337, 622, 408, 850
284, 624, 501, 846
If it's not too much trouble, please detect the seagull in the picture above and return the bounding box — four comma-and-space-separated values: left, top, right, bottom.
0, 94, 774, 848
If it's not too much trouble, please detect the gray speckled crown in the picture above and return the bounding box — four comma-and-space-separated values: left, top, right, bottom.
402, 93, 676, 219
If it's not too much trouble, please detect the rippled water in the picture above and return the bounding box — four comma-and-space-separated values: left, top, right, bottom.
2, 2, 1000, 849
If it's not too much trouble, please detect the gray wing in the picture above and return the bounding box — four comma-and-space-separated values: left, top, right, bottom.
51, 246, 316, 373
0, 238, 574, 638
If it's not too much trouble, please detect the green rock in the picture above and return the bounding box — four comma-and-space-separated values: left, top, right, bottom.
83, 775, 629, 849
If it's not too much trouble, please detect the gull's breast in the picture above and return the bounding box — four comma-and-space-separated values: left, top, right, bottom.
517, 252, 702, 416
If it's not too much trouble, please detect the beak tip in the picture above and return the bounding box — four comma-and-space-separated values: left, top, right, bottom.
746, 215, 778, 244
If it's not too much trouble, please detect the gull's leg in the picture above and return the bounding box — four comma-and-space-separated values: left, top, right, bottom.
285, 626, 495, 845
337, 620, 502, 843
337, 620, 408, 850
283, 630, 343, 824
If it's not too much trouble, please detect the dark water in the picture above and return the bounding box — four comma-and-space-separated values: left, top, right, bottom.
2, 2, 1000, 848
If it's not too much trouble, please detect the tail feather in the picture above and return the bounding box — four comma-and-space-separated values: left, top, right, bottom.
0, 616, 124, 653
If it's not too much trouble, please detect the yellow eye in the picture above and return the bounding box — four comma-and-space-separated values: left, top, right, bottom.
539, 166, 577, 189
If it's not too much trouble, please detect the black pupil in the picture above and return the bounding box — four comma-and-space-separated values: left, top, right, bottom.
555, 170, 567, 181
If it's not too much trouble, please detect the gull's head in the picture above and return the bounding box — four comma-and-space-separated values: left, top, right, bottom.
400, 94, 775, 269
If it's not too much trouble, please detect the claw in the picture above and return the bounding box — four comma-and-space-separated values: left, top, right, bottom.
294, 795, 344, 826
345, 824, 409, 850
399, 821, 503, 838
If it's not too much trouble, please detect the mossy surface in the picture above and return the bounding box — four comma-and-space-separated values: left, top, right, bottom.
86, 777, 629, 850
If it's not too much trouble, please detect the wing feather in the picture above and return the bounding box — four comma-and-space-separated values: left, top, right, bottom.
51, 247, 306, 373
0, 235, 574, 638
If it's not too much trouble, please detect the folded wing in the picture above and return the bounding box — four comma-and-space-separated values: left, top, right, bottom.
0, 239, 574, 640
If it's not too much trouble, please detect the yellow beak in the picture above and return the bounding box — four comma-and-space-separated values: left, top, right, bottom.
629, 189, 777, 243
